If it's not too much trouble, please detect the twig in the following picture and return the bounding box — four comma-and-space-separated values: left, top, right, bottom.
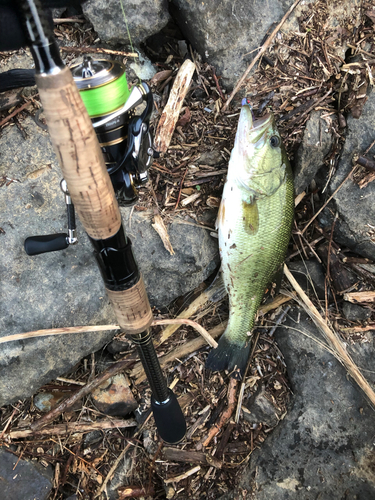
301, 166, 356, 235
61, 46, 137, 57
343, 291, 375, 303
235, 331, 261, 423
222, 0, 301, 111
0, 324, 120, 345
6, 419, 137, 440
31, 356, 138, 431
284, 264, 375, 407
0, 101, 32, 127
164, 465, 201, 484
118, 486, 155, 499
152, 319, 218, 348
340, 324, 375, 333
202, 378, 238, 447
174, 167, 189, 209
163, 447, 222, 468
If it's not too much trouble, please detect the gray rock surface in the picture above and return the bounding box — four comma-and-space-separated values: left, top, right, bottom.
0, 116, 219, 407
228, 307, 375, 499
293, 111, 333, 195
342, 302, 372, 322
82, 0, 170, 46
328, 89, 375, 260
170, 0, 294, 89
0, 448, 53, 500
288, 259, 327, 301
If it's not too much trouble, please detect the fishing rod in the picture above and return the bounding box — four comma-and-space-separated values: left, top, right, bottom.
13, 0, 186, 444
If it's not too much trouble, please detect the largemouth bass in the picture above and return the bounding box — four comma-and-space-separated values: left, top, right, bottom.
206, 99, 294, 377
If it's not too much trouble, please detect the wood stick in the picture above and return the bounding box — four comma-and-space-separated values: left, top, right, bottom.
202, 378, 238, 447
0, 100, 32, 127
153, 319, 218, 348
284, 264, 375, 407
31, 356, 137, 431
154, 59, 196, 153
343, 291, 375, 303
6, 418, 137, 440
0, 325, 120, 345
61, 46, 138, 57
163, 447, 222, 468
118, 486, 155, 499
222, 0, 301, 111
164, 465, 201, 484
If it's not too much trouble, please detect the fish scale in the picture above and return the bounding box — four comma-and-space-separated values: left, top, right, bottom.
206, 103, 294, 377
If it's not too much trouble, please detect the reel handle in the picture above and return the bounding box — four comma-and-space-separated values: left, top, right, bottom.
24, 234, 69, 255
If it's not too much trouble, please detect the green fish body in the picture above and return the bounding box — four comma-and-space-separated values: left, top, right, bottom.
206, 102, 294, 377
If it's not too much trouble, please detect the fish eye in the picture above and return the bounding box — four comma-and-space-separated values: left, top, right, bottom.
270, 135, 280, 148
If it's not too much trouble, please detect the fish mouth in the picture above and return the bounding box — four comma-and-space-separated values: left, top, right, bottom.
239, 100, 273, 140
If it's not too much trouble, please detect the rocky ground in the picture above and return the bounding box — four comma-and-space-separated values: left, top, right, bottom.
0, 0, 375, 499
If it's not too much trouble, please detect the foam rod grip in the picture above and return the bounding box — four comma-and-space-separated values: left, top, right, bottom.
35, 67, 122, 240
151, 390, 187, 444
24, 234, 69, 255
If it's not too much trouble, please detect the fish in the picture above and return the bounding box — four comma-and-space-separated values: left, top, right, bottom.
205, 99, 294, 378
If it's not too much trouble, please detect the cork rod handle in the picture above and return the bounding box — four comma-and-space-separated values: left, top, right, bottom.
36, 68, 122, 241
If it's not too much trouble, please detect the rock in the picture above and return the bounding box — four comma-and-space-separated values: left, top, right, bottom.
0, 116, 117, 407
83, 430, 103, 448
293, 111, 333, 195
82, 0, 170, 46
0, 116, 218, 407
34, 391, 66, 413
91, 373, 138, 416
326, 89, 375, 260
129, 50, 157, 80
287, 259, 328, 301
227, 307, 375, 499
170, 0, 294, 90
342, 302, 372, 322
243, 385, 281, 428
123, 210, 219, 309
0, 448, 53, 500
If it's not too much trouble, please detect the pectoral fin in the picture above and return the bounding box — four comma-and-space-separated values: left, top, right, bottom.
242, 200, 259, 235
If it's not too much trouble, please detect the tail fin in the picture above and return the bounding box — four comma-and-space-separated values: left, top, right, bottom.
205, 334, 251, 379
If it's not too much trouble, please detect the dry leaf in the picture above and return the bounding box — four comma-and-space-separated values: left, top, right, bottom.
152, 214, 175, 255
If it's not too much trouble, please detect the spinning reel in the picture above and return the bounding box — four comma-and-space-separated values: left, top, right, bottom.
25, 57, 156, 255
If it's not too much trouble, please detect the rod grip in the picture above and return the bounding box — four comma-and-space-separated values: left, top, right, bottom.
151, 389, 187, 444
35, 67, 122, 240
106, 276, 153, 334
24, 234, 68, 255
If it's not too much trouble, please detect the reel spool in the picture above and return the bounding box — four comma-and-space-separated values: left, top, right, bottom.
71, 57, 150, 205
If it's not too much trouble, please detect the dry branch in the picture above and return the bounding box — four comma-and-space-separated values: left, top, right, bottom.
284, 264, 375, 407
202, 378, 238, 447
0, 324, 120, 345
164, 465, 201, 484
6, 418, 137, 440
154, 59, 196, 153
343, 291, 375, 303
163, 447, 222, 468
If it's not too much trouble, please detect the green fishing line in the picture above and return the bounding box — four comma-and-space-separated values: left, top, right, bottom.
80, 72, 130, 118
